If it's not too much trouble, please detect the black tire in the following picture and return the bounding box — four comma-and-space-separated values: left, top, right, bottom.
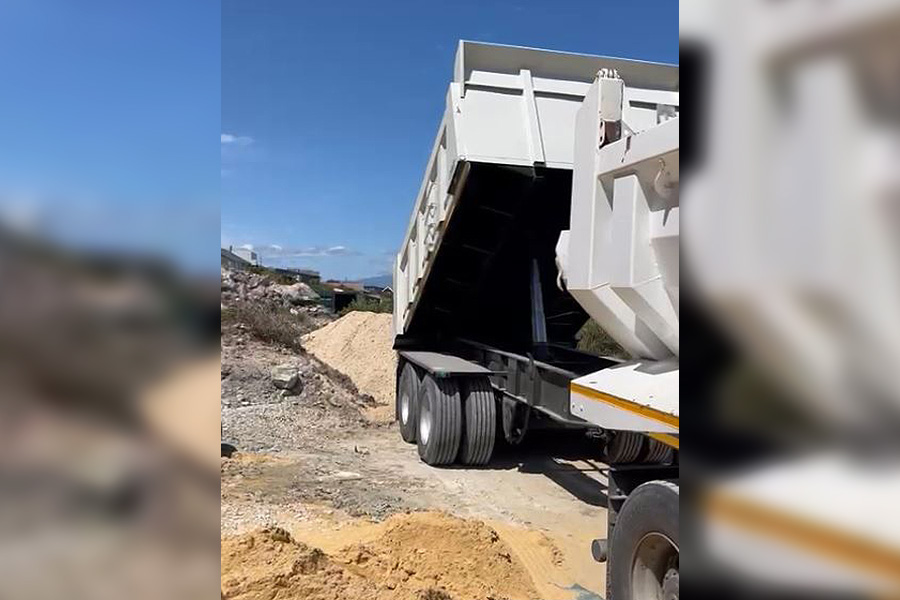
604, 431, 644, 464
609, 480, 679, 600
396, 362, 421, 443
221, 442, 237, 458
642, 437, 674, 464
416, 375, 462, 465
501, 396, 529, 445
457, 377, 496, 465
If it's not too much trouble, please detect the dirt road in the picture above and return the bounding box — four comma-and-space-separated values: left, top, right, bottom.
221, 307, 610, 600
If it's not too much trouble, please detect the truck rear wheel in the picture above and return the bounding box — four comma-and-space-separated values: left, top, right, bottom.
604, 431, 644, 464
604, 432, 675, 465
397, 362, 421, 443
416, 375, 462, 465
457, 377, 496, 465
609, 480, 679, 600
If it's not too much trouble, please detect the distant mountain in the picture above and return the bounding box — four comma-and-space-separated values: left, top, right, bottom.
360, 274, 392, 288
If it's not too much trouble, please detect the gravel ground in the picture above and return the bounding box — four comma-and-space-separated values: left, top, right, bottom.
221, 303, 610, 599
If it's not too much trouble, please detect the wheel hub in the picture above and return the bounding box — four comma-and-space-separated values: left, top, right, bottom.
631, 532, 678, 600
419, 400, 432, 445
662, 567, 679, 600
400, 391, 410, 424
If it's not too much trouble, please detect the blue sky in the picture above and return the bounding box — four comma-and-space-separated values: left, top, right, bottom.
0, 0, 220, 273
222, 0, 678, 280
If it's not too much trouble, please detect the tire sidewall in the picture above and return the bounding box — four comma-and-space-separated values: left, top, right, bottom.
609, 481, 679, 600
397, 362, 419, 443
416, 375, 461, 465
416, 377, 436, 462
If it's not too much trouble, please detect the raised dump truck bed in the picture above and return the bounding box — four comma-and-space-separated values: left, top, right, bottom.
392, 40, 679, 459
393, 41, 680, 600
393, 41, 679, 357
393, 42, 678, 403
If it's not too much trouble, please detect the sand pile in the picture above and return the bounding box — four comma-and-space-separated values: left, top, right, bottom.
221, 527, 378, 600
302, 312, 397, 420
221, 512, 540, 600
336, 511, 540, 600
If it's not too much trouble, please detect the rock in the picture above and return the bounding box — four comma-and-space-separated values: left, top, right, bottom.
271, 364, 302, 393
271, 282, 319, 304
221, 442, 237, 458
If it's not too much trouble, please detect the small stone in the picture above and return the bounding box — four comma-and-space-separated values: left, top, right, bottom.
271, 364, 301, 391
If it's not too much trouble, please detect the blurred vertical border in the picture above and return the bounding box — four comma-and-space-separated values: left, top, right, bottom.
0, 1, 221, 598
681, 1, 900, 598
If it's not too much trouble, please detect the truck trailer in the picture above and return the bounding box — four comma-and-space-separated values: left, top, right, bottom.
392, 41, 680, 599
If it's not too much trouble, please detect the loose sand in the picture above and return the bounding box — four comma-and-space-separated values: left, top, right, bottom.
221, 512, 542, 600
302, 312, 397, 422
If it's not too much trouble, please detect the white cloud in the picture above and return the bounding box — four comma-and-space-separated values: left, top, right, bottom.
221, 133, 253, 145
240, 243, 254, 251
249, 244, 360, 258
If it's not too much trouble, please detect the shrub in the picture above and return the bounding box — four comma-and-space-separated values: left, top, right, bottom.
576, 320, 629, 359
338, 295, 393, 316
221, 301, 309, 350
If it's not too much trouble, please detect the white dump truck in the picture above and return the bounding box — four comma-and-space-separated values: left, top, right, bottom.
392, 41, 679, 599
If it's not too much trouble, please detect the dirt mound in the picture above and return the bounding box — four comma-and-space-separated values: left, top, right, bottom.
221, 513, 540, 600
221, 527, 378, 600
302, 312, 396, 420
337, 511, 540, 600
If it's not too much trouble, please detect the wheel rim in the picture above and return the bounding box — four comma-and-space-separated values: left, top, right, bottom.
419, 397, 432, 445
400, 391, 410, 424
631, 532, 678, 600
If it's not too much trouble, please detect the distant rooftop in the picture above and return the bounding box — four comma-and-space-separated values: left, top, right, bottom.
274, 266, 320, 277
221, 247, 251, 265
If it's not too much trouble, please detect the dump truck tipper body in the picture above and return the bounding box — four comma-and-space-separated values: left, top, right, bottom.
393, 41, 679, 438
393, 30, 900, 598
392, 41, 680, 599
394, 42, 678, 352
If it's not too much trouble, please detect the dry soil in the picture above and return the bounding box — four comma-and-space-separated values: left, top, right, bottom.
222, 309, 609, 600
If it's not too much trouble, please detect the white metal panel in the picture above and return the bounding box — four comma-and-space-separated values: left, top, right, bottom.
534, 93, 584, 166
556, 74, 680, 360
570, 359, 679, 433
459, 87, 531, 163
394, 41, 678, 337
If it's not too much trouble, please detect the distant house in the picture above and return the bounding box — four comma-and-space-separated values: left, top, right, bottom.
273, 267, 321, 284
233, 246, 259, 266
221, 247, 252, 271
364, 284, 392, 295
333, 280, 364, 292
331, 289, 358, 313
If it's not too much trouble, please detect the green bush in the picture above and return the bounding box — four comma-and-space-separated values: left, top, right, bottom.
576, 320, 629, 359
339, 295, 393, 316
221, 301, 309, 350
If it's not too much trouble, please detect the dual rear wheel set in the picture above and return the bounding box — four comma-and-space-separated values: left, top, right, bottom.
396, 361, 678, 600
395, 361, 496, 466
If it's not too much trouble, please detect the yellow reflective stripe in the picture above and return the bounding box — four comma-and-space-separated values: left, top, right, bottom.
707, 491, 900, 583
570, 382, 679, 429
